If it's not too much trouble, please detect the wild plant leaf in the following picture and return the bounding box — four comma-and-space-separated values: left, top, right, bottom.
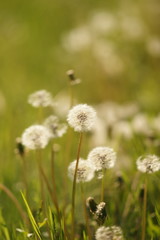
38, 218, 47, 229
0, 210, 10, 240
155, 207, 160, 226
47, 207, 55, 240
21, 192, 42, 240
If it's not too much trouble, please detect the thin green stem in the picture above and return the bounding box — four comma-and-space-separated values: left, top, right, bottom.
80, 183, 92, 240
71, 132, 83, 240
21, 155, 28, 198
69, 84, 74, 108
141, 176, 148, 240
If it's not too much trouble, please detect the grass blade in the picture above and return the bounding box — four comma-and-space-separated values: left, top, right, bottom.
21, 192, 42, 240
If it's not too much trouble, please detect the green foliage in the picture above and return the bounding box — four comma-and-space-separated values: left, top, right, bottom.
21, 192, 42, 240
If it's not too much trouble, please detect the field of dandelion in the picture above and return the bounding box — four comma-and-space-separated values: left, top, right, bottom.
0, 0, 160, 239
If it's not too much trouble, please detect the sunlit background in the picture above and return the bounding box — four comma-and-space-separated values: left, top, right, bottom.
0, 0, 160, 107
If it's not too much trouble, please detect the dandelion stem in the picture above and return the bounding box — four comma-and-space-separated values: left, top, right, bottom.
80, 183, 92, 240
101, 169, 106, 202
21, 155, 28, 198
38, 160, 59, 216
0, 183, 28, 225
141, 176, 147, 240
71, 132, 83, 240
51, 146, 61, 220
63, 127, 74, 213
122, 171, 140, 221
69, 84, 74, 108
36, 149, 46, 214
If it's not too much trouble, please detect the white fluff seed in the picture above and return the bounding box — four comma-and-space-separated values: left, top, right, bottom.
68, 159, 95, 183
88, 146, 116, 171
67, 104, 96, 132
43, 115, 67, 139
22, 125, 50, 150
95, 226, 124, 240
28, 90, 53, 108
136, 154, 160, 173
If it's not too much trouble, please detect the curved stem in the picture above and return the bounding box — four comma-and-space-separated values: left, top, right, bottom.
71, 132, 83, 240
0, 183, 28, 225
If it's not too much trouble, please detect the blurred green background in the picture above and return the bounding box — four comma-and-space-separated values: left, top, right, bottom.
0, 0, 160, 107
0, 0, 160, 179
0, 1, 160, 237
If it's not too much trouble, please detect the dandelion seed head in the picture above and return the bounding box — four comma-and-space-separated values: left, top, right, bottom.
88, 147, 116, 171
68, 159, 95, 183
22, 125, 50, 150
28, 90, 53, 108
43, 115, 67, 138
112, 121, 133, 140
67, 104, 96, 132
136, 154, 160, 173
132, 113, 152, 135
95, 226, 124, 240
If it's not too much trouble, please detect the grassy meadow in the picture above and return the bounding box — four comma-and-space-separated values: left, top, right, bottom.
0, 0, 160, 239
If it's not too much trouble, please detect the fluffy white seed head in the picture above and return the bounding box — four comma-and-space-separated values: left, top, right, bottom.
95, 226, 124, 240
68, 158, 95, 183
22, 125, 50, 150
67, 104, 96, 132
136, 154, 160, 174
28, 90, 53, 108
88, 147, 116, 171
43, 115, 67, 139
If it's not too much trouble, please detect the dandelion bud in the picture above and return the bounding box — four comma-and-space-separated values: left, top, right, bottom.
66, 69, 81, 85
22, 125, 50, 150
87, 146, 116, 171
68, 159, 95, 183
95, 226, 124, 240
67, 104, 96, 132
136, 154, 160, 173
